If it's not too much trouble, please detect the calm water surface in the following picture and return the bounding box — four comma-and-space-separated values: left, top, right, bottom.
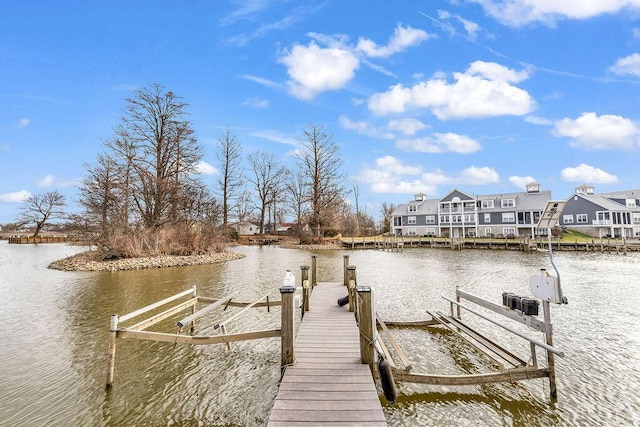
0, 242, 638, 426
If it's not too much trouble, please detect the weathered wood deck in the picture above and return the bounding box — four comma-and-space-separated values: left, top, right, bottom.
267, 281, 387, 426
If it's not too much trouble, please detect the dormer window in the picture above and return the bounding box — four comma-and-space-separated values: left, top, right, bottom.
409, 204, 418, 212
501, 198, 515, 208
481, 200, 494, 209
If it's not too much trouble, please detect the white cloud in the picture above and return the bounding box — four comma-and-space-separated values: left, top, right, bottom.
359, 155, 499, 195
633, 28, 640, 39
552, 112, 640, 150
368, 61, 534, 119
0, 190, 30, 203
387, 118, 428, 135
240, 74, 282, 89
457, 166, 500, 184
396, 132, 481, 154
375, 155, 422, 175
37, 174, 55, 187
279, 40, 360, 99
196, 161, 217, 175
470, 0, 640, 27
36, 175, 78, 188
561, 164, 618, 184
356, 24, 432, 58
18, 118, 30, 128
609, 53, 640, 77
242, 97, 269, 108
338, 115, 394, 139
525, 115, 553, 126
509, 175, 536, 188
250, 130, 297, 145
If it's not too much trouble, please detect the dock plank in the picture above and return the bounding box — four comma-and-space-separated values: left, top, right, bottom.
267, 281, 387, 426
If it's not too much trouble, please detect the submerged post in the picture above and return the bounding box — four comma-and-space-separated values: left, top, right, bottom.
280, 285, 296, 366
543, 300, 558, 399
357, 286, 375, 367
343, 255, 349, 287
311, 254, 318, 288
300, 265, 310, 314
106, 314, 119, 388
347, 265, 357, 313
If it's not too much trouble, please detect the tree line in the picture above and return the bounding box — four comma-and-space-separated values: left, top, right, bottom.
12, 84, 397, 256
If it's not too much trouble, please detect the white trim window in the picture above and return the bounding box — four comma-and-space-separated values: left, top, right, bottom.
464, 214, 475, 223
503, 227, 516, 236
634, 213, 640, 224
425, 227, 436, 236
484, 213, 491, 223
502, 212, 515, 222
440, 215, 450, 223
408, 228, 416, 236
481, 200, 494, 209
577, 214, 588, 223
484, 228, 492, 237
563, 214, 574, 224
501, 198, 515, 208
409, 204, 418, 212
626, 199, 637, 208
408, 216, 416, 225
426, 215, 436, 224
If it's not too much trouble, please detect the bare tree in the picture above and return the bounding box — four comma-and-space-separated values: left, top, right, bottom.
380, 202, 396, 234
17, 191, 66, 237
295, 124, 345, 240
247, 151, 287, 234
113, 83, 202, 228
215, 128, 244, 226
351, 178, 360, 235
285, 166, 310, 239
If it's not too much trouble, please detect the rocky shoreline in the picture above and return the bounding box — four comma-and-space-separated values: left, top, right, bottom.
48, 250, 245, 272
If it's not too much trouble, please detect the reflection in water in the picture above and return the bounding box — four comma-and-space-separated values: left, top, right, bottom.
0, 243, 639, 426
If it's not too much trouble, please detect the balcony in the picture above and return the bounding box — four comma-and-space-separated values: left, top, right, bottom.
592, 220, 613, 226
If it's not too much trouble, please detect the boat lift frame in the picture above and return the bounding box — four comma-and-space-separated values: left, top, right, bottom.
376, 285, 564, 400
105, 285, 282, 388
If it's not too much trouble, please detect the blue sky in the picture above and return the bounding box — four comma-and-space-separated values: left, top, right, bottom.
2, 1, 640, 224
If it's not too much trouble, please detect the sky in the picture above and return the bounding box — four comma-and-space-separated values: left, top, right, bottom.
2, 0, 640, 224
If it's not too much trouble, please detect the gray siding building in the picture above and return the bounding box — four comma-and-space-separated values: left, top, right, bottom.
392, 182, 551, 238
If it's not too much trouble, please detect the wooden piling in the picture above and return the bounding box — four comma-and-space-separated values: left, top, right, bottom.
310, 254, 318, 288
300, 265, 310, 314
106, 314, 118, 388
343, 254, 349, 287
357, 286, 375, 367
347, 265, 357, 313
280, 286, 296, 366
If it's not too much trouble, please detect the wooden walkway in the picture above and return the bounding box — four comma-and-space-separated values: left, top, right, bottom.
267, 281, 387, 426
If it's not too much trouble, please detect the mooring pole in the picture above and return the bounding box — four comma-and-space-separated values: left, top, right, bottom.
357, 286, 374, 367
300, 265, 310, 314
310, 254, 318, 288
190, 284, 197, 334
106, 314, 119, 388
280, 285, 295, 366
347, 265, 357, 313
343, 254, 349, 287
543, 300, 558, 399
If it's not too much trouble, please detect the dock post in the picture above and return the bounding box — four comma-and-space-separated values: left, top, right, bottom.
106, 314, 119, 388
280, 286, 296, 366
189, 284, 197, 334
357, 286, 375, 367
311, 254, 318, 288
343, 255, 349, 287
543, 300, 557, 399
347, 265, 357, 313
300, 265, 310, 314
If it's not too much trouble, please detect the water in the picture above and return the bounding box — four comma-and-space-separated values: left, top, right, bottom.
0, 242, 639, 426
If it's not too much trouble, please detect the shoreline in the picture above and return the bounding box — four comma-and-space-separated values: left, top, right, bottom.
48, 250, 245, 272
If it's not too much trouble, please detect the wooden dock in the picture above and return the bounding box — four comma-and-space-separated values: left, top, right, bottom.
267, 281, 387, 426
